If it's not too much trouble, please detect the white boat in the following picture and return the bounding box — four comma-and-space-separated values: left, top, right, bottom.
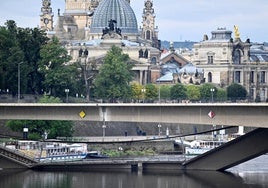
37, 143, 88, 162
185, 140, 227, 155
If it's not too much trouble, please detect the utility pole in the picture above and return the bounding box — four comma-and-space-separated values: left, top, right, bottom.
18, 62, 23, 103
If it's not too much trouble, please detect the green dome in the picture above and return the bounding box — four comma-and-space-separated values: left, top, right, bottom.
90, 0, 138, 34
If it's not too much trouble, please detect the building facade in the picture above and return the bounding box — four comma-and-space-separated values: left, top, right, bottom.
192, 27, 268, 101
40, 0, 161, 85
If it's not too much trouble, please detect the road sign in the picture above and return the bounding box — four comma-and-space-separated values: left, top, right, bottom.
79, 110, 86, 118
208, 110, 216, 118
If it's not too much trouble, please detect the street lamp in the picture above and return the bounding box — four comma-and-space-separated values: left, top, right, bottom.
65, 89, 70, 103
158, 81, 161, 103
210, 88, 215, 103
102, 124, 106, 137
141, 88, 146, 103
23, 127, 28, 140
158, 124, 162, 136
18, 62, 23, 103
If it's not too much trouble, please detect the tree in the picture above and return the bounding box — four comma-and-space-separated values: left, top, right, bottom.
94, 46, 134, 102
131, 82, 143, 101
200, 83, 218, 102
76, 54, 97, 102
186, 85, 201, 101
160, 85, 171, 101
38, 37, 79, 97
227, 83, 247, 102
217, 88, 227, 102
145, 84, 158, 101
0, 21, 24, 95
17, 27, 48, 94
170, 84, 187, 101
6, 96, 74, 140
0, 20, 49, 96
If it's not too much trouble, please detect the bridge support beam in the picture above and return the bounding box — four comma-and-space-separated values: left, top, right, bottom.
183, 128, 268, 171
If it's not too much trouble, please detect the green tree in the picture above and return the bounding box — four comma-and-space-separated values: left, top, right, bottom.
131, 82, 143, 101
94, 46, 134, 102
38, 37, 78, 97
200, 83, 218, 102
6, 96, 73, 140
17, 27, 48, 94
227, 83, 247, 102
217, 88, 227, 102
145, 84, 158, 101
160, 85, 171, 101
0, 21, 24, 95
170, 84, 187, 101
0, 20, 49, 95
186, 85, 201, 101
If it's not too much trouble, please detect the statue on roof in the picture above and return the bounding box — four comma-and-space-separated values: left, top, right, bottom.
102, 19, 122, 39
234, 25, 240, 39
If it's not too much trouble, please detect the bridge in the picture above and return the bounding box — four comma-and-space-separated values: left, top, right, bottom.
1, 103, 268, 171
0, 145, 37, 169
1, 103, 268, 128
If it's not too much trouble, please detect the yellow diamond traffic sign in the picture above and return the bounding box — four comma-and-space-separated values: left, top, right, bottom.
79, 110, 86, 118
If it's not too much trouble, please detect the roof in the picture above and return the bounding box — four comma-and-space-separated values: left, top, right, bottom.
250, 44, 268, 62
90, 0, 138, 34
156, 73, 173, 82
179, 63, 203, 74
71, 39, 139, 47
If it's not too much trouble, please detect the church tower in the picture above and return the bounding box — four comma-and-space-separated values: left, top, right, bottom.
40, 0, 54, 31
141, 0, 160, 49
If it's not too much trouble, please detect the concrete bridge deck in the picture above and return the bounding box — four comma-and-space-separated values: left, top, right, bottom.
1, 103, 268, 128
183, 128, 268, 171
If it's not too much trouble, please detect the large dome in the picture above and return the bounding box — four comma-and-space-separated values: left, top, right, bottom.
90, 0, 138, 34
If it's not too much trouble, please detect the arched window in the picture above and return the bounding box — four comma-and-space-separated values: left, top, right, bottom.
208, 72, 212, 83
233, 49, 241, 64
146, 30, 151, 40
151, 57, 157, 65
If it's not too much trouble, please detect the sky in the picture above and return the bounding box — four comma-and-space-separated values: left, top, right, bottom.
0, 0, 267, 42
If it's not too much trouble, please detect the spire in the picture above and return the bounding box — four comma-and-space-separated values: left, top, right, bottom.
141, 0, 160, 49
40, 0, 54, 31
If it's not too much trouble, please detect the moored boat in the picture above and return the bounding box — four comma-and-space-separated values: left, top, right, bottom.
184, 140, 227, 155
36, 143, 88, 162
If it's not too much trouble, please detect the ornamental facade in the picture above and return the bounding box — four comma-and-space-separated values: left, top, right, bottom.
40, 0, 161, 85
192, 27, 268, 101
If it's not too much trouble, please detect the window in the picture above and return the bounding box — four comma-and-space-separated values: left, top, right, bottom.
151, 57, 157, 65
260, 71, 266, 83
233, 50, 241, 64
250, 71, 254, 83
146, 30, 151, 40
208, 56, 213, 64
235, 71, 241, 83
208, 72, 212, 82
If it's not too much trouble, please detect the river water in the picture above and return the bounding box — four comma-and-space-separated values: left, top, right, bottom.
1, 155, 268, 188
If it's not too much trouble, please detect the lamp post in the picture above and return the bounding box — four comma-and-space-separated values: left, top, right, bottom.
158, 124, 162, 136
23, 127, 28, 140
210, 88, 215, 103
18, 62, 23, 103
65, 89, 69, 103
141, 88, 146, 103
102, 124, 106, 137
158, 81, 161, 103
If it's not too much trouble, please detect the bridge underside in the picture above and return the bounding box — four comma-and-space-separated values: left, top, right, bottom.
183, 128, 268, 171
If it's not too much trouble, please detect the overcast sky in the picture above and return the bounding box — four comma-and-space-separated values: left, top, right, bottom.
0, 0, 267, 42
